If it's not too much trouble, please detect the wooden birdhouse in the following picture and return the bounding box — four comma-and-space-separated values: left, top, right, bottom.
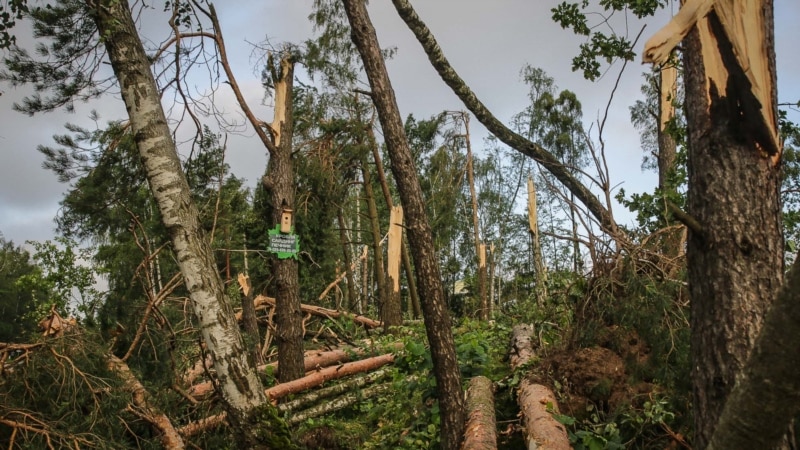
280, 208, 293, 233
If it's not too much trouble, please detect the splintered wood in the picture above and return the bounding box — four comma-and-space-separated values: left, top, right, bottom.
643, 0, 780, 162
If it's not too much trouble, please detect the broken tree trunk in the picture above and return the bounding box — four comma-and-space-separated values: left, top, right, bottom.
509, 325, 570, 450
108, 355, 185, 450
462, 375, 497, 450
266, 353, 395, 401
246, 294, 381, 329
278, 367, 392, 415
181, 353, 395, 438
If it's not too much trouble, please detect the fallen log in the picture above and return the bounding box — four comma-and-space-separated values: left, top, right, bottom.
509, 324, 570, 450
287, 382, 391, 426
278, 367, 391, 415
462, 375, 497, 450
189, 344, 399, 398
108, 354, 185, 450
249, 295, 382, 329
265, 353, 395, 401
179, 354, 395, 438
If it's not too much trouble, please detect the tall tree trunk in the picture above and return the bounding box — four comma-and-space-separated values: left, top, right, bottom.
461, 113, 488, 319
341, 1, 466, 448
360, 155, 391, 325
657, 64, 679, 193
91, 1, 283, 446
337, 211, 359, 310
262, 55, 305, 383
369, 127, 421, 319
527, 177, 548, 307
672, 4, 783, 448
386, 206, 405, 328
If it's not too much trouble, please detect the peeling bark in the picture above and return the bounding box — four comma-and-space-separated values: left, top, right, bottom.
92, 1, 269, 442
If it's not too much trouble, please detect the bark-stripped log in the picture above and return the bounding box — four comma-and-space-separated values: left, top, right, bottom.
509, 325, 570, 450
462, 376, 497, 450
265, 353, 395, 401
180, 354, 395, 438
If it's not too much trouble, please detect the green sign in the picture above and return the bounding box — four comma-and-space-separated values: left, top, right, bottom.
268, 225, 299, 259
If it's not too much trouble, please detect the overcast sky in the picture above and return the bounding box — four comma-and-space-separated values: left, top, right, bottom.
1, 1, 799, 247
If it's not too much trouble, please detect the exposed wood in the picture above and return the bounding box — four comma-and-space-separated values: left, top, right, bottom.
386, 205, 404, 327
368, 125, 421, 318
646, 0, 784, 447
527, 177, 548, 307
509, 325, 570, 450
108, 355, 184, 450
287, 382, 391, 426
247, 294, 382, 329
265, 353, 395, 401
462, 376, 497, 450
343, 1, 466, 448
460, 112, 488, 320
643, 0, 780, 161
278, 367, 392, 415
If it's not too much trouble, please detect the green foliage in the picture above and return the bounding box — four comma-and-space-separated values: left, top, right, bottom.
0, 236, 49, 342
551, 0, 666, 80
0, 331, 153, 449
1, 0, 104, 114
0, 0, 27, 50
18, 237, 104, 322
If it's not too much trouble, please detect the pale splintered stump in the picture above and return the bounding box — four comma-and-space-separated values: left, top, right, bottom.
385, 205, 404, 328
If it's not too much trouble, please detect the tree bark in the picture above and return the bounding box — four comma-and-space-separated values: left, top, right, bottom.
462, 113, 488, 320
341, 1, 466, 448
707, 250, 800, 450
108, 355, 185, 450
265, 353, 395, 401
92, 1, 272, 444
337, 211, 359, 310
262, 55, 305, 383
238, 273, 264, 366
509, 325, 570, 450
652, 2, 784, 447
359, 154, 391, 325
462, 376, 497, 450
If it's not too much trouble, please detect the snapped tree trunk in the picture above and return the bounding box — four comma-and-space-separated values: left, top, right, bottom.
337, 211, 359, 310
359, 154, 391, 325
644, 1, 784, 447
341, 1, 466, 448
262, 55, 305, 383
461, 113, 488, 320
527, 177, 548, 307
92, 2, 276, 445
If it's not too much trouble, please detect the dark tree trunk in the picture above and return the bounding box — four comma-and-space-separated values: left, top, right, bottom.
91, 2, 291, 447
341, 1, 466, 448
337, 211, 359, 311
262, 56, 305, 383
682, 5, 784, 448
359, 155, 392, 325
